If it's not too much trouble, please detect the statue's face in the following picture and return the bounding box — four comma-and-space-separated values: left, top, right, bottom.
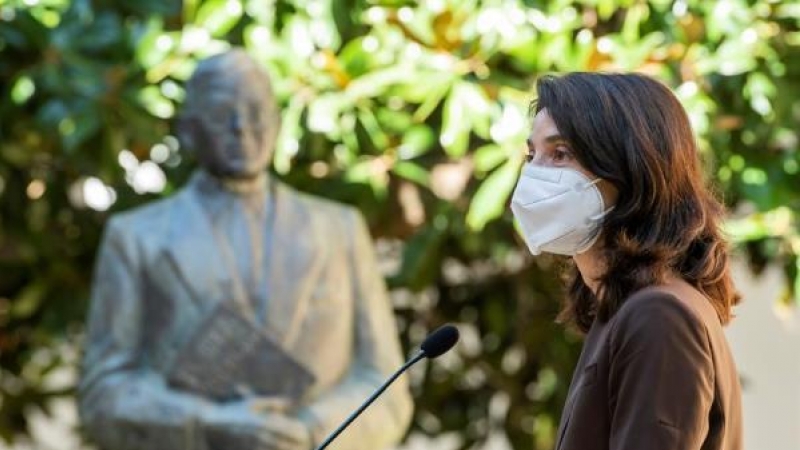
182, 79, 278, 179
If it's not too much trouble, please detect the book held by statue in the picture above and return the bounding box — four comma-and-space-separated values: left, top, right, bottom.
167, 302, 315, 402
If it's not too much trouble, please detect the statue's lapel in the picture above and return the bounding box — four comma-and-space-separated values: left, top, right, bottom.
164, 187, 230, 309
265, 181, 323, 347
161, 177, 324, 346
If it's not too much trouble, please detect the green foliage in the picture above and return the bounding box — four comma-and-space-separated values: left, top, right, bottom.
1, 0, 799, 448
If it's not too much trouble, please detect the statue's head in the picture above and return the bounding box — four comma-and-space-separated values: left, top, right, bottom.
177, 49, 280, 179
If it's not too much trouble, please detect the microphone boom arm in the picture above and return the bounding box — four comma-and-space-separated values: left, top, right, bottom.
314, 351, 426, 450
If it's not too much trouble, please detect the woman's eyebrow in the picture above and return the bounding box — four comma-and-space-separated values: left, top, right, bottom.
527, 134, 568, 147
543, 134, 567, 143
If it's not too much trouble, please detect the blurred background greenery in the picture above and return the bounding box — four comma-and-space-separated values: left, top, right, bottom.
1, 0, 799, 449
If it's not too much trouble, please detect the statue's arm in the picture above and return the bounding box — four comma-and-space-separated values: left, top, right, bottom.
78, 217, 213, 450
295, 210, 414, 450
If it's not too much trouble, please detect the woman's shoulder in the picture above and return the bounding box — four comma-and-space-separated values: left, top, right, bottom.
608, 281, 717, 351
620, 280, 719, 324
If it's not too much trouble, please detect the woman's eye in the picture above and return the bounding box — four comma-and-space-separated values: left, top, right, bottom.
553, 147, 572, 162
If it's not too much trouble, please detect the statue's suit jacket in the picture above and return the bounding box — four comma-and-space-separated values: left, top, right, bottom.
555, 281, 742, 450
79, 173, 413, 450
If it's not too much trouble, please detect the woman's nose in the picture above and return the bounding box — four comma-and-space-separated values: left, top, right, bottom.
529, 153, 550, 166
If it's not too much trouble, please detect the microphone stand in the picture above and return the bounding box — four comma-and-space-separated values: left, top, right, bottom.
314, 351, 426, 450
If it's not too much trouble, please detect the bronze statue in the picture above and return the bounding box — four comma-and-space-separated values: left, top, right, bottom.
79, 49, 413, 450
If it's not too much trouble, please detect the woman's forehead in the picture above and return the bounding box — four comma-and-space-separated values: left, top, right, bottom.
529, 109, 561, 140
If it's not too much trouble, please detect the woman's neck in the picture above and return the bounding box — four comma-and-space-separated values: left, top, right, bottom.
574, 247, 684, 295
573, 246, 606, 295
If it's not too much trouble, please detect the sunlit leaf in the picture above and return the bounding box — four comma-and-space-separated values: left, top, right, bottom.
338, 37, 374, 77
307, 93, 344, 136
357, 107, 389, 150
135, 18, 169, 68
138, 85, 175, 119
274, 96, 305, 174
724, 207, 796, 243
392, 161, 430, 186
10, 76, 35, 105
409, 72, 453, 121
466, 159, 519, 231
473, 144, 506, 173
345, 66, 413, 101
441, 81, 491, 157
398, 124, 435, 160
194, 0, 244, 37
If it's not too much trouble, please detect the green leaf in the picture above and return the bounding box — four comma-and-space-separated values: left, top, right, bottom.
389, 225, 446, 291
473, 144, 506, 173
441, 81, 491, 157
621, 3, 647, 43
397, 124, 435, 160
10, 76, 35, 105
399, 70, 454, 104
11, 283, 46, 320
345, 158, 389, 197
194, 0, 244, 37
724, 217, 770, 243
616, 32, 665, 69
274, 96, 305, 174
776, 3, 800, 19
794, 256, 800, 305
63, 110, 101, 152
135, 18, 170, 68
411, 74, 453, 122
345, 66, 413, 101
724, 207, 795, 243
597, 0, 618, 20
357, 107, 389, 150
183, 0, 200, 20
344, 159, 374, 184
376, 108, 413, 134
466, 159, 520, 231
138, 85, 175, 119
307, 93, 344, 136
697, 39, 758, 75
75, 11, 122, 51
392, 161, 430, 186
339, 37, 374, 77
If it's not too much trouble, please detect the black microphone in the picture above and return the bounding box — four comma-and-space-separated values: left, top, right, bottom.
314, 324, 460, 450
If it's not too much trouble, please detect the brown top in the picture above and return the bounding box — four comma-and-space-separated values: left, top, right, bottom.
555, 281, 742, 450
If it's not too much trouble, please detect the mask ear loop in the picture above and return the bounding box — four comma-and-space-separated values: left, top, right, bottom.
589, 211, 606, 222
584, 178, 614, 222
584, 178, 602, 189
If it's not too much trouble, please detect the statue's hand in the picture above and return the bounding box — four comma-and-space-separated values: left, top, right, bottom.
200, 401, 311, 450
246, 396, 292, 414
254, 413, 312, 450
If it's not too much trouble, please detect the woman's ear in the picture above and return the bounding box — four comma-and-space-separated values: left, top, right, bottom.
598, 179, 619, 209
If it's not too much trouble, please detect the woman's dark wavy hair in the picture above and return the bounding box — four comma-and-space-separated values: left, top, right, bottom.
533, 72, 740, 333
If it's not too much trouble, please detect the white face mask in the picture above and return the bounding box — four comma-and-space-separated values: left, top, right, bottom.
510, 164, 610, 256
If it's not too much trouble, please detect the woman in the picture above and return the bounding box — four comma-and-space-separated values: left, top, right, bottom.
510, 73, 742, 450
